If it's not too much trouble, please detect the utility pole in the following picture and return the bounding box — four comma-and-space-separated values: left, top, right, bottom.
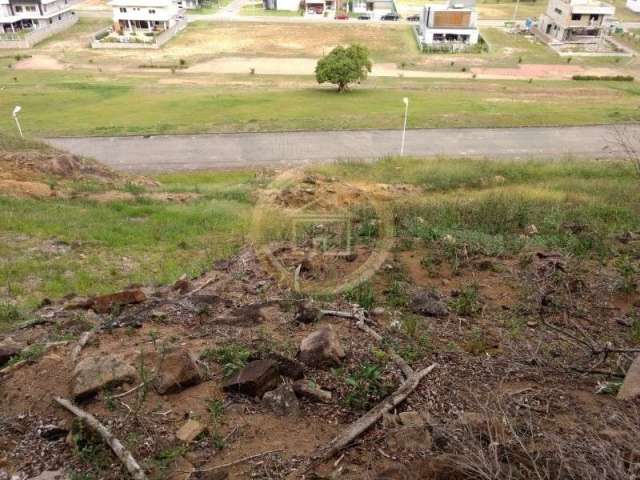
400, 97, 409, 156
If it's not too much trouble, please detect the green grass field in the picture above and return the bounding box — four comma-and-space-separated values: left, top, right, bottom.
1, 61, 639, 136
2, 132, 639, 327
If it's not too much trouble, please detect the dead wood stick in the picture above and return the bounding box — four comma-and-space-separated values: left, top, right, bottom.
193, 449, 284, 473
111, 382, 145, 399
313, 363, 437, 460
54, 397, 148, 480
71, 328, 97, 363
320, 309, 414, 378
185, 277, 216, 298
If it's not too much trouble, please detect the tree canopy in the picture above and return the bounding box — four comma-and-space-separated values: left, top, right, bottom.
315, 44, 372, 92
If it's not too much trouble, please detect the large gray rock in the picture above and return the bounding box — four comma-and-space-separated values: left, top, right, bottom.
293, 379, 332, 403
154, 348, 202, 395
72, 355, 137, 400
262, 384, 300, 416
618, 354, 640, 401
297, 325, 345, 368
409, 290, 449, 318
222, 359, 279, 397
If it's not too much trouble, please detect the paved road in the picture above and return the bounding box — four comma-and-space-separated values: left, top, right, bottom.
46, 125, 638, 172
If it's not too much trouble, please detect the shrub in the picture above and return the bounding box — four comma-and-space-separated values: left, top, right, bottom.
572, 75, 634, 82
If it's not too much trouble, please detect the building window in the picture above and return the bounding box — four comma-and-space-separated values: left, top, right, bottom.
26, 6, 36, 12
571, 13, 580, 20
14, 6, 22, 12
554, 7, 562, 14
589, 14, 599, 21
149, 8, 156, 13
119, 7, 127, 11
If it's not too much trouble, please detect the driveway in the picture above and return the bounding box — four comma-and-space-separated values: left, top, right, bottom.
45, 125, 638, 172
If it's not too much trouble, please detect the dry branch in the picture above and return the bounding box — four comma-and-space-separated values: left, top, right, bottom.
193, 449, 284, 473
320, 308, 414, 378
54, 397, 148, 480
71, 328, 97, 363
313, 363, 437, 460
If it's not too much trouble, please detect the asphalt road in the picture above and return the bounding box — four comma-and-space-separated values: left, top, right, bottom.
45, 125, 639, 172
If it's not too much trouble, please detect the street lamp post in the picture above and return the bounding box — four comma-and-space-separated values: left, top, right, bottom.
12, 105, 23, 138
400, 97, 409, 156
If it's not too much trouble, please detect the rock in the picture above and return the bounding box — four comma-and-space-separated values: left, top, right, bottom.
294, 301, 321, 324
259, 353, 304, 380
525, 224, 538, 236
166, 456, 194, 480
222, 359, 279, 397
172, 275, 191, 294
409, 290, 449, 318
387, 425, 432, 452
38, 424, 69, 441
72, 355, 137, 400
293, 379, 332, 403
262, 384, 300, 416
176, 419, 206, 443
0, 340, 22, 367
371, 307, 385, 318
297, 325, 345, 368
90, 289, 146, 314
27, 471, 67, 480
618, 354, 640, 401
154, 348, 202, 395
399, 411, 426, 428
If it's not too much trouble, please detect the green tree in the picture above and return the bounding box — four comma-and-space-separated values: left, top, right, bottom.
315, 44, 372, 92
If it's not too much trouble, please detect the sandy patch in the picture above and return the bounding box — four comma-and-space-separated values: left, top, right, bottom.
472, 63, 585, 79
13, 55, 67, 71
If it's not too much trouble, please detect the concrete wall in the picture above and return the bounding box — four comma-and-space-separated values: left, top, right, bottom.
0, 11, 77, 48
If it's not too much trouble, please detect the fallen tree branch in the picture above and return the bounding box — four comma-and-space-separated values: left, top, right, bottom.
313, 363, 437, 461
193, 449, 284, 473
321, 309, 414, 378
71, 327, 98, 363
54, 397, 148, 480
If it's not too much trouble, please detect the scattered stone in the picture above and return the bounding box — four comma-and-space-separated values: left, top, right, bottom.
371, 307, 385, 318
222, 359, 279, 397
525, 224, 538, 236
72, 355, 137, 400
387, 425, 432, 452
27, 470, 67, 480
409, 290, 449, 318
176, 419, 206, 443
260, 353, 304, 380
38, 424, 69, 441
399, 411, 426, 428
262, 384, 300, 416
0, 340, 22, 367
173, 274, 191, 294
293, 379, 332, 403
151, 310, 168, 320
297, 325, 345, 367
154, 348, 202, 395
618, 354, 640, 401
527, 320, 539, 328
90, 289, 146, 314
294, 301, 321, 324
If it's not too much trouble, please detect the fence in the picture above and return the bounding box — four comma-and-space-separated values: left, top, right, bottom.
0, 14, 78, 49
91, 18, 187, 49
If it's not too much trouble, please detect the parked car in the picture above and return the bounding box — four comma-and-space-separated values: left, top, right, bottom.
335, 13, 349, 20
381, 12, 400, 21
357, 13, 371, 20
406, 14, 420, 21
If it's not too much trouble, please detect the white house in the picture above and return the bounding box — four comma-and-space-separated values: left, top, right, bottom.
1, 0, 79, 40
176, 0, 198, 8
109, 0, 179, 33
539, 0, 615, 43
627, 0, 640, 12
264, 0, 300, 11
351, 0, 396, 19
417, 0, 479, 50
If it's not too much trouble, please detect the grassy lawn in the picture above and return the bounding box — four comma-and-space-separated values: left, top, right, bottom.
239, 2, 302, 15
1, 60, 639, 136
190, 0, 233, 14
2, 131, 639, 327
